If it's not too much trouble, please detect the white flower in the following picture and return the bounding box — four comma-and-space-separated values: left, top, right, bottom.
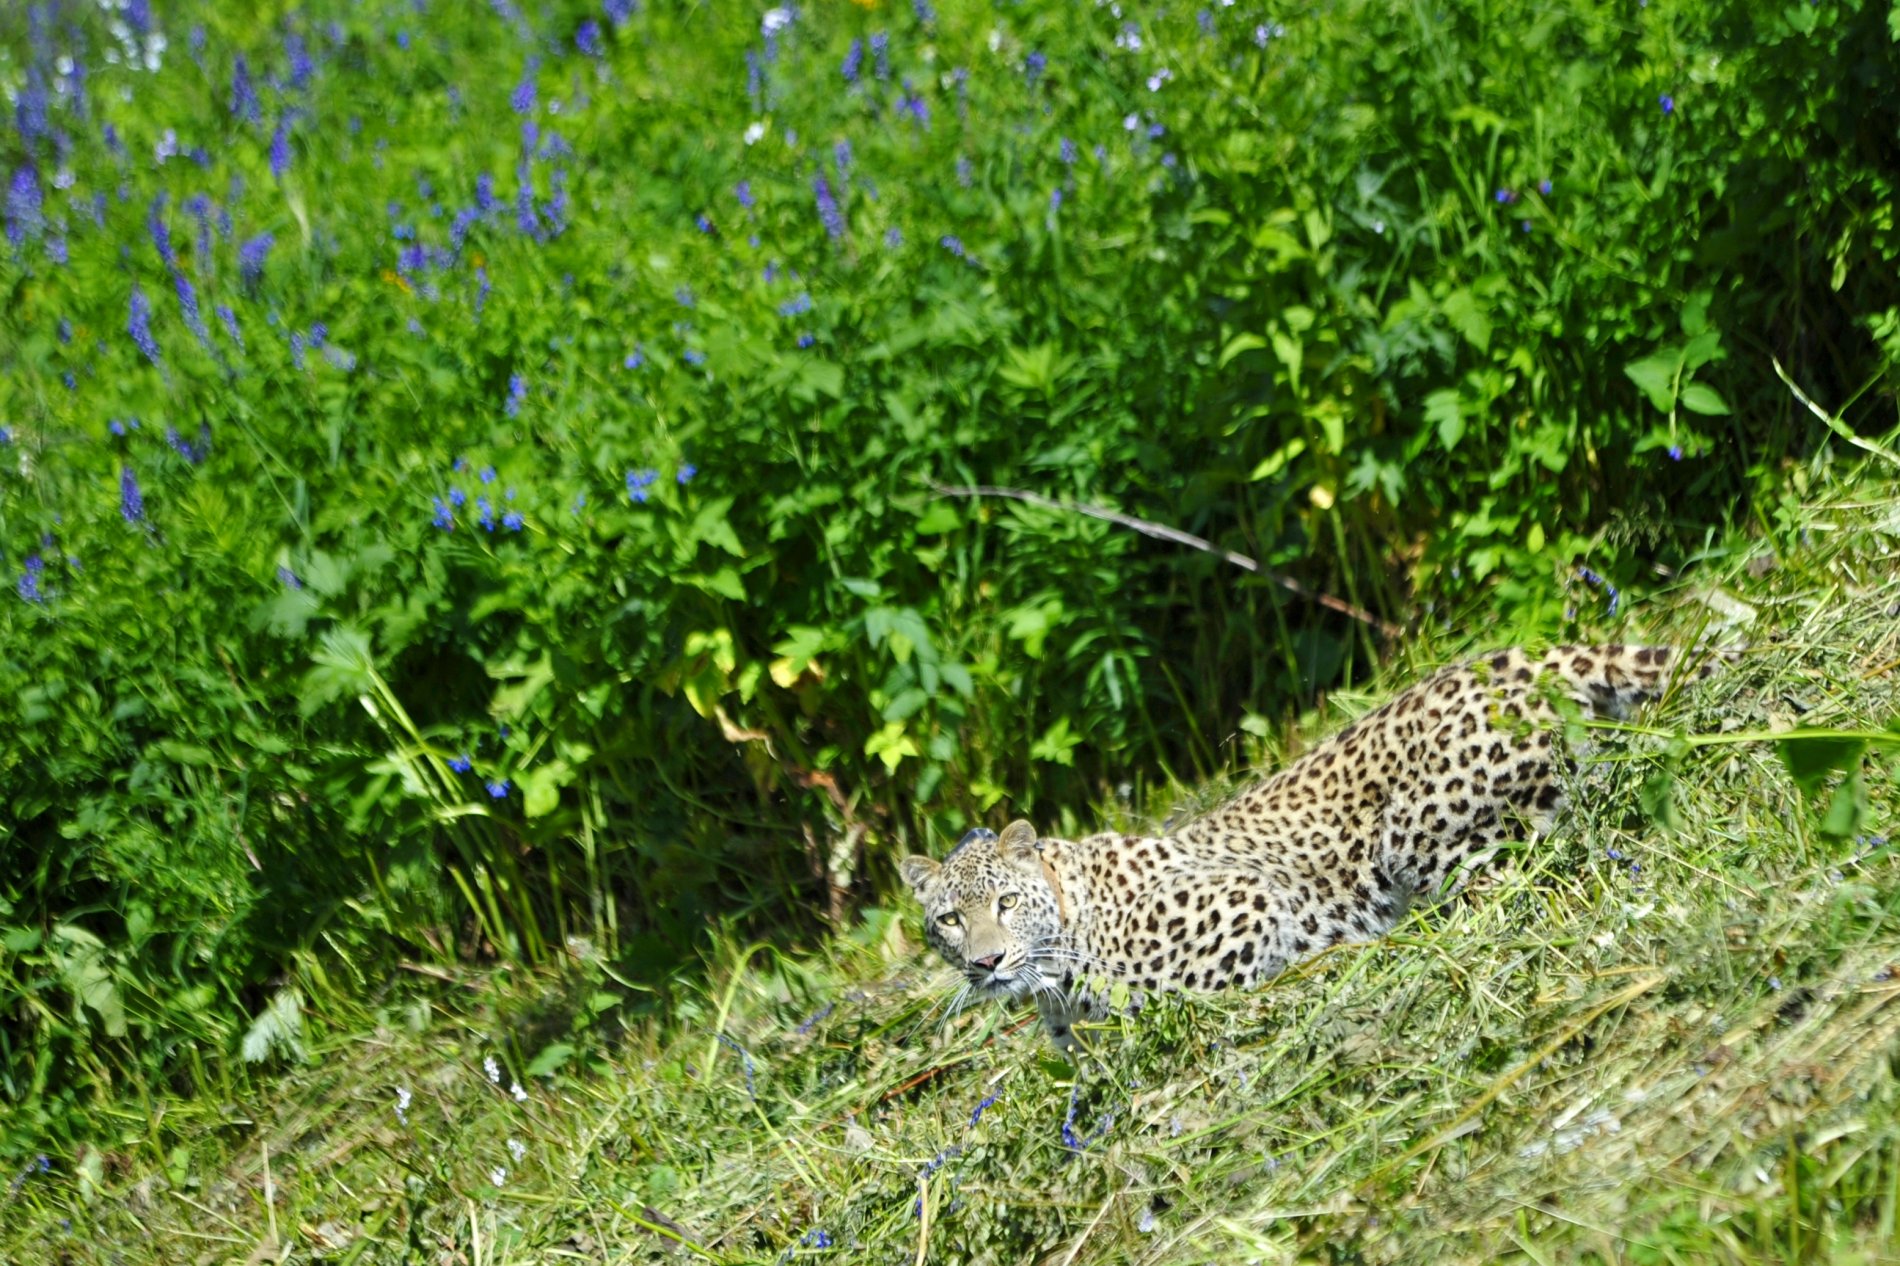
761, 7, 793, 37
744, 121, 766, 146
484, 1056, 502, 1084
490, 1166, 508, 1187
1124, 112, 1140, 132
987, 28, 1002, 53
394, 1087, 413, 1123
1138, 1207, 1157, 1233
507, 1138, 527, 1162
1147, 68, 1172, 92
510, 1081, 528, 1102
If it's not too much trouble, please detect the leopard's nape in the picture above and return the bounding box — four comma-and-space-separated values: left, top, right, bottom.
901, 643, 1733, 1049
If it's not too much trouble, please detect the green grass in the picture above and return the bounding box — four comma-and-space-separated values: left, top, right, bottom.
5, 462, 1895, 1265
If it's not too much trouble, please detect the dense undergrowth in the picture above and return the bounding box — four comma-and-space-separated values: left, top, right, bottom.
2, 466, 1896, 1264
2, 0, 1899, 1161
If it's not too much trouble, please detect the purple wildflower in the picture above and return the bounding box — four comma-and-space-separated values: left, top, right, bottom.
1667, 445, 1683, 460
477, 496, 496, 530
696, 212, 713, 233
120, 466, 145, 524
1538, 178, 1553, 195
842, 38, 862, 83
626, 468, 658, 502
476, 265, 491, 316
683, 347, 706, 366
128, 285, 161, 366
814, 173, 845, 240
432, 497, 454, 529
835, 139, 853, 182
940, 235, 964, 257
624, 345, 645, 369
174, 271, 211, 347
884, 226, 903, 248
900, 83, 932, 128
270, 119, 291, 180
217, 304, 243, 349
239, 232, 274, 286
231, 56, 260, 123
970, 1092, 1000, 1126
677, 463, 696, 484
449, 486, 467, 507
914, 0, 936, 24
605, 0, 635, 24
1659, 94, 1674, 115
449, 753, 473, 773
956, 156, 972, 187
871, 32, 890, 80
1025, 51, 1046, 84
745, 49, 764, 109
779, 292, 813, 317
485, 779, 512, 799
18, 556, 45, 604
290, 330, 307, 369
1050, 188, 1063, 212
1060, 136, 1077, 164
735, 179, 755, 209
148, 194, 176, 267
285, 34, 314, 89
502, 510, 524, 531
675, 285, 695, 308
480, 465, 497, 484
796, 332, 814, 348
511, 66, 537, 114
1494, 188, 1517, 205
576, 19, 603, 56
6, 167, 43, 247
277, 565, 302, 588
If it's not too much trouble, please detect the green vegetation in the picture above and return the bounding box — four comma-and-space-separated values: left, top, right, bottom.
2, 0, 1899, 1256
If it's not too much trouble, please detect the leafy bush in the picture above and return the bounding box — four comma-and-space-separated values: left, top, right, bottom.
0, 0, 1894, 1151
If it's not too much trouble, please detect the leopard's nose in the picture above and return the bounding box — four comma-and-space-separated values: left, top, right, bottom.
971, 953, 1003, 972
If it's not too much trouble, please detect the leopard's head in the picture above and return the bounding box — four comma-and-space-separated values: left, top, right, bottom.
900, 819, 1066, 1003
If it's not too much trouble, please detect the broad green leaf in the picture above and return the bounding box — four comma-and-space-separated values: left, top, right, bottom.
1777, 734, 1866, 797
1623, 352, 1679, 413
1219, 331, 1268, 369
1679, 382, 1731, 416
1425, 388, 1465, 450
1441, 289, 1492, 353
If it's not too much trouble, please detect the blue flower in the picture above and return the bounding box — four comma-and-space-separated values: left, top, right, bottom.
778, 292, 813, 317
449, 753, 473, 773
432, 497, 455, 529
940, 235, 964, 258
276, 565, 301, 588
677, 463, 697, 484
884, 226, 903, 248
834, 139, 853, 181
120, 466, 144, 524
842, 38, 863, 83
512, 66, 537, 114
239, 232, 274, 286
174, 271, 210, 347
1538, 178, 1553, 195
505, 376, 527, 417
900, 82, 930, 129
1667, 445, 1683, 461
675, 286, 695, 308
627, 468, 659, 503
801, 1230, 833, 1250
270, 118, 291, 180
696, 213, 713, 233
449, 486, 467, 507
1494, 188, 1517, 205
624, 345, 646, 369
956, 156, 972, 187
576, 19, 602, 56
872, 32, 890, 80
735, 180, 754, 209
502, 510, 524, 531
1050, 188, 1063, 212
605, 0, 635, 24
683, 348, 706, 366
796, 332, 814, 348
814, 173, 845, 240
970, 1091, 1000, 1125
485, 779, 512, 799
1060, 136, 1077, 165
17, 556, 45, 604
5, 167, 43, 248
1025, 50, 1046, 84
128, 284, 161, 366
477, 496, 497, 531
1659, 94, 1675, 115
231, 55, 260, 122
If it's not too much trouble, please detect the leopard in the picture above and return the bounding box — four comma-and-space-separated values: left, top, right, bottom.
901, 643, 1732, 1050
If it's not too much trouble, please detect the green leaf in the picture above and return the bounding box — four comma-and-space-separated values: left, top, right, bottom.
1268, 328, 1304, 396
526, 1042, 576, 1078
1248, 437, 1306, 482
1777, 735, 1866, 798
914, 501, 962, 535
1624, 352, 1679, 413
1219, 331, 1268, 369
1441, 288, 1492, 353
1819, 771, 1867, 838
1424, 388, 1464, 450
1678, 382, 1731, 416
1639, 771, 1682, 834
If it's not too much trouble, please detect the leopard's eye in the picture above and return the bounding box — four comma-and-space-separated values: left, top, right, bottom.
937, 911, 962, 929
998, 893, 1020, 911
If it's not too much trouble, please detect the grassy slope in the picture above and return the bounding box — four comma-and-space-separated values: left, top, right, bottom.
5, 467, 1897, 1265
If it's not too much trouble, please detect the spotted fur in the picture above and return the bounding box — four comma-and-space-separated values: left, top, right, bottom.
901, 644, 1730, 1049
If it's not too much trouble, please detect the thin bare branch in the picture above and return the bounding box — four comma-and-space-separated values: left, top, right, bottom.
930, 482, 1404, 638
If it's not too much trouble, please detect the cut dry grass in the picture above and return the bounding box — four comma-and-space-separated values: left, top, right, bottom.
5, 471, 1897, 1265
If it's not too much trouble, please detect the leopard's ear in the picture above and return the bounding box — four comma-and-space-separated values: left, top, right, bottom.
899, 854, 941, 893
997, 819, 1039, 866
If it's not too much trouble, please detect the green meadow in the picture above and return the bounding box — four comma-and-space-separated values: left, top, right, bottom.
2, 0, 1897, 1260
